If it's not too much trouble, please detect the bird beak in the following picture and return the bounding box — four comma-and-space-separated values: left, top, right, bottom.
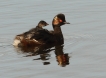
63, 22, 70, 24
46, 23, 49, 25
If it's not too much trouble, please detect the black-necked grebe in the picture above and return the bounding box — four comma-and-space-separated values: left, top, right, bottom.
13, 20, 49, 46
13, 13, 70, 47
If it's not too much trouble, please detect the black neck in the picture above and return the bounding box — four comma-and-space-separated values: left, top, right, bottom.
53, 25, 64, 44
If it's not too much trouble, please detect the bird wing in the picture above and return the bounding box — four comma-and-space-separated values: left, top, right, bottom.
31, 29, 55, 44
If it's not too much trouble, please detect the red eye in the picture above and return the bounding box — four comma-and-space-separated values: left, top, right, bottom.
59, 20, 62, 22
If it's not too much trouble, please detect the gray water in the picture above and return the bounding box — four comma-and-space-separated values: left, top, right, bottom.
0, 0, 106, 78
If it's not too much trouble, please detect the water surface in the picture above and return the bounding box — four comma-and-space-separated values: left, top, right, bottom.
0, 0, 106, 78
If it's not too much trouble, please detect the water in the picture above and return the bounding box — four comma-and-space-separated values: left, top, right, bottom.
0, 0, 106, 78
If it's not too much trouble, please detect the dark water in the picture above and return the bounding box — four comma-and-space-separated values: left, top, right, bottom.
0, 0, 106, 78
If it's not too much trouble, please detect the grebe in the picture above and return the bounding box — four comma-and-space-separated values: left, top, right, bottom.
13, 20, 49, 46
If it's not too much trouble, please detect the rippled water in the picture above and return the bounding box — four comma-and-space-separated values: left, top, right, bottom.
0, 0, 106, 78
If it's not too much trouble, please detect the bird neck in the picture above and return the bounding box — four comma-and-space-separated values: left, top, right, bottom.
53, 25, 64, 44
53, 26, 62, 34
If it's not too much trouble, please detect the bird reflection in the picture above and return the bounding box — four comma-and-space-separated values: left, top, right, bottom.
14, 43, 70, 67
55, 45, 70, 67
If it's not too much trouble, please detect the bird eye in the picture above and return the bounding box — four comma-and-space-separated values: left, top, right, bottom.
59, 20, 62, 22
